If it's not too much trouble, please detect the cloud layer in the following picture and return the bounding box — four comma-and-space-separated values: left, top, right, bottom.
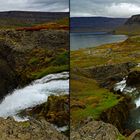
70, 0, 140, 17
0, 0, 69, 12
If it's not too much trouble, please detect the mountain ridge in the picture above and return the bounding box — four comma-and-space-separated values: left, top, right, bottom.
0, 11, 69, 28
71, 17, 127, 32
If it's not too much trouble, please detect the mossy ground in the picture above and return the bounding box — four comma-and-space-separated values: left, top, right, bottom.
70, 36, 140, 127
71, 36, 140, 68
16, 48, 69, 83
71, 74, 120, 126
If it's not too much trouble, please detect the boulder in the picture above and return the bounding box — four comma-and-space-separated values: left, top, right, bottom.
70, 120, 121, 140
24, 95, 69, 127
0, 117, 68, 140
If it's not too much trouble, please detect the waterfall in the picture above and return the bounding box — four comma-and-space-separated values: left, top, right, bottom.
0, 72, 69, 120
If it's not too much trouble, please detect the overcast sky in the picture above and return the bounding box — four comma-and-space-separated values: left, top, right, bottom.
0, 0, 69, 12
71, 0, 140, 17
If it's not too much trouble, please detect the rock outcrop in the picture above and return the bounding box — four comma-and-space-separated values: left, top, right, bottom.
0, 42, 19, 100
0, 30, 69, 52
75, 62, 136, 89
24, 95, 69, 127
0, 117, 68, 140
70, 120, 122, 140
0, 29, 69, 99
100, 95, 131, 133
126, 71, 140, 87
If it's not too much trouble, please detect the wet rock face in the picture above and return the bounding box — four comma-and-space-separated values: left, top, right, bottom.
0, 117, 68, 140
70, 120, 121, 140
126, 71, 140, 87
0, 42, 19, 100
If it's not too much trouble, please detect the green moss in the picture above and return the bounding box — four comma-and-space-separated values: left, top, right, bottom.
52, 51, 69, 66
20, 122, 30, 128
28, 57, 40, 65
31, 65, 69, 79
117, 134, 126, 140
71, 75, 120, 125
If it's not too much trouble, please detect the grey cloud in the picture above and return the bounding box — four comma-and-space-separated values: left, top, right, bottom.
0, 0, 69, 12
70, 0, 140, 17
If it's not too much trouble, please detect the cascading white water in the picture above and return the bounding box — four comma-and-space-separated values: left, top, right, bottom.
114, 78, 127, 92
0, 72, 69, 120
114, 77, 140, 130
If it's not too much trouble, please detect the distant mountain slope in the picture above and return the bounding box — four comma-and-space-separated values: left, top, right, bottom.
125, 14, 140, 25
71, 17, 127, 33
115, 14, 140, 35
0, 11, 69, 28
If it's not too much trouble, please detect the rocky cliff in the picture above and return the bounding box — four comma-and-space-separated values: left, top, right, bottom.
0, 29, 69, 99
125, 15, 140, 25
115, 14, 140, 35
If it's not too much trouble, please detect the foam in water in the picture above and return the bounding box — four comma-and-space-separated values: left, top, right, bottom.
135, 98, 140, 108
0, 72, 69, 119
114, 78, 126, 92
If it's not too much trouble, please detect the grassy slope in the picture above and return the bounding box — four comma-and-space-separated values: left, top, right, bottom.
70, 36, 140, 127
115, 25, 140, 35
71, 73, 120, 125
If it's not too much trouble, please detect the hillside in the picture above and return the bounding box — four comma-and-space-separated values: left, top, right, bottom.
115, 14, 140, 35
71, 17, 127, 33
0, 11, 69, 28
71, 36, 140, 139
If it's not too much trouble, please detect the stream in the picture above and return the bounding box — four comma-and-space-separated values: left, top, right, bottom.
114, 77, 140, 131
0, 72, 69, 122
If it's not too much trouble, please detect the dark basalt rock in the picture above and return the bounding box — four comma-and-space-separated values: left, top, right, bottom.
126, 71, 140, 87
0, 42, 19, 100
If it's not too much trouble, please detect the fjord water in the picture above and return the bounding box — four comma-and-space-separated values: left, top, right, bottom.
70, 32, 127, 50
0, 72, 69, 121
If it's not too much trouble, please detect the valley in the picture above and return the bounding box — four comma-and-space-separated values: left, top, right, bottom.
70, 15, 140, 140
